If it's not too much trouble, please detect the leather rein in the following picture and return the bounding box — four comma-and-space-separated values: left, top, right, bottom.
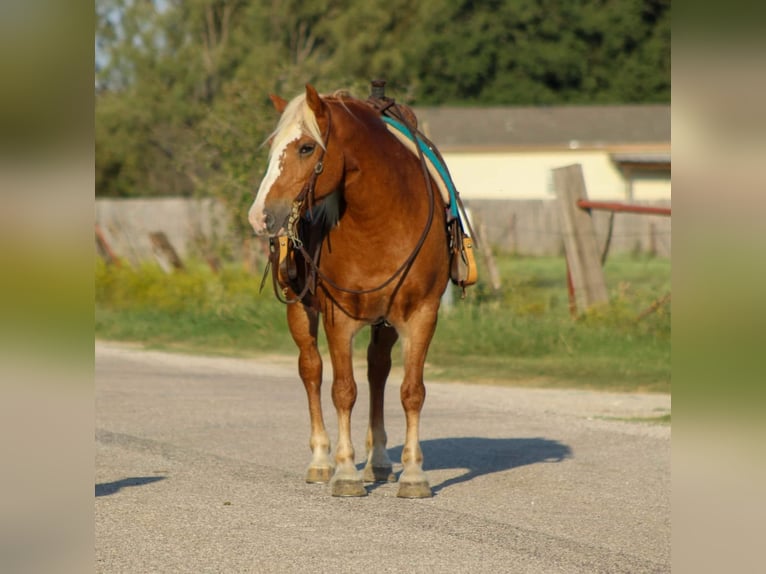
261, 98, 437, 307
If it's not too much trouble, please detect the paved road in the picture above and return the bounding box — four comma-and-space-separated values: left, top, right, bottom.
95, 342, 670, 573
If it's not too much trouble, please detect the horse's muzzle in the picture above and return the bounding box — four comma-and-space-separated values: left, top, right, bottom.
256, 209, 290, 237
248, 209, 267, 236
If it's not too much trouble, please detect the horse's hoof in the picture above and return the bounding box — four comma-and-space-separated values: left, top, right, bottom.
331, 479, 367, 497
397, 481, 432, 499
363, 465, 396, 483
305, 466, 334, 484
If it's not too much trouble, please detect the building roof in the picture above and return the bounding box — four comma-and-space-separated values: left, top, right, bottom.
411, 105, 670, 150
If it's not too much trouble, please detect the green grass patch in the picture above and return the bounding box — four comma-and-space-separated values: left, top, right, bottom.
96, 261, 296, 354
95, 253, 670, 393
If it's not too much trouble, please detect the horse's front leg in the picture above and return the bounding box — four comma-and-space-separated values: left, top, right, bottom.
396, 306, 440, 498
324, 312, 367, 497
287, 302, 333, 483
363, 322, 398, 483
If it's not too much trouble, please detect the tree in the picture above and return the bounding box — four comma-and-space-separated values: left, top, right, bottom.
95, 0, 671, 241
408, 0, 670, 105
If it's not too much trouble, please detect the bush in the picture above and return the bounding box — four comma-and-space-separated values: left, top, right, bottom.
95, 254, 671, 391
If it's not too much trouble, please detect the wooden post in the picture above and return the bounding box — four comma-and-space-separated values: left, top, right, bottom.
149, 232, 185, 272
477, 221, 502, 292
566, 260, 577, 318
552, 164, 609, 314
95, 224, 121, 266
648, 222, 657, 257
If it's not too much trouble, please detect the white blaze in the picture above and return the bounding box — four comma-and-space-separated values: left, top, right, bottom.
249, 122, 302, 234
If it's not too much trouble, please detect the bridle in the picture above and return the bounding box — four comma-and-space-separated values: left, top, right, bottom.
261, 98, 437, 310
259, 111, 332, 304
284, 113, 332, 251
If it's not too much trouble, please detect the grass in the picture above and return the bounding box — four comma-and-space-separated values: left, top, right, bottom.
597, 414, 671, 425
95, 253, 670, 393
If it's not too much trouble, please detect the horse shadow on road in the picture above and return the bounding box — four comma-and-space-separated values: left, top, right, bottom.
96, 476, 166, 497
366, 437, 571, 495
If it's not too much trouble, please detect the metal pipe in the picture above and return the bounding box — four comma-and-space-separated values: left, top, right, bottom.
576, 200, 671, 217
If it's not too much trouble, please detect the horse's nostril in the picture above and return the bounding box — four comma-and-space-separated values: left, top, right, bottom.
264, 212, 275, 232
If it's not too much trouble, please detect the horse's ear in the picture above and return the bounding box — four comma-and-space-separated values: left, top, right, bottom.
305, 84, 325, 118
269, 94, 288, 114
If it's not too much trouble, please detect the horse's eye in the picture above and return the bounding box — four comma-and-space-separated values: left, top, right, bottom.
298, 143, 315, 156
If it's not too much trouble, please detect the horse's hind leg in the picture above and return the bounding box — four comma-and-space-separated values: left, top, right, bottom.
287, 302, 333, 483
396, 306, 439, 498
363, 323, 398, 483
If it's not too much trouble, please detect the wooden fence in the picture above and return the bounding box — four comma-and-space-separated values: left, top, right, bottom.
95, 195, 670, 268
552, 164, 671, 316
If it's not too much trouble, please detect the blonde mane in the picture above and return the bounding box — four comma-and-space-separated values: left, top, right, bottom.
267, 94, 325, 159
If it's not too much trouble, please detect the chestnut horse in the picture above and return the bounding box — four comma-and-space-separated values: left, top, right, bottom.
249, 84, 450, 497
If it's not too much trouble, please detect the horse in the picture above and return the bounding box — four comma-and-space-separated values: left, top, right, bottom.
248, 84, 451, 498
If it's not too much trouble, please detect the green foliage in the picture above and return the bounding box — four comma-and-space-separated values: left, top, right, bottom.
96, 0, 671, 239
95, 259, 293, 352
422, 254, 669, 391
95, 254, 670, 392
412, 0, 671, 104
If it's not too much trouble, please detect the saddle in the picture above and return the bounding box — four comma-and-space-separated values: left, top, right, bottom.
365, 81, 478, 292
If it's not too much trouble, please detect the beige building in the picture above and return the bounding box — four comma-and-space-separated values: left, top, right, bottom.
413, 105, 671, 201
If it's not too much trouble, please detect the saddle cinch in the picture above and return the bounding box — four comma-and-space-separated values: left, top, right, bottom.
366, 80, 478, 293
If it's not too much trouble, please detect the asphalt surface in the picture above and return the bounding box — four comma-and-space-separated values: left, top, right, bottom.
95, 341, 670, 573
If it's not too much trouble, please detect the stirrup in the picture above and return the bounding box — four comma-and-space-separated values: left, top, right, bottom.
449, 220, 478, 293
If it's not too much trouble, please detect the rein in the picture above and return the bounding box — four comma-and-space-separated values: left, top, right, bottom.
262, 96, 437, 307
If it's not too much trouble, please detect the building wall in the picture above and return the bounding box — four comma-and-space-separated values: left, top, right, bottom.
442, 149, 671, 201
629, 169, 672, 201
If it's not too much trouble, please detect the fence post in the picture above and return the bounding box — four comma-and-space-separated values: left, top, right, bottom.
149, 232, 185, 272
552, 164, 609, 314
476, 220, 502, 293
95, 224, 121, 266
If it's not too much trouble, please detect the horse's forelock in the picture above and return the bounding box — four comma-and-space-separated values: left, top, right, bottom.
267, 93, 325, 159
